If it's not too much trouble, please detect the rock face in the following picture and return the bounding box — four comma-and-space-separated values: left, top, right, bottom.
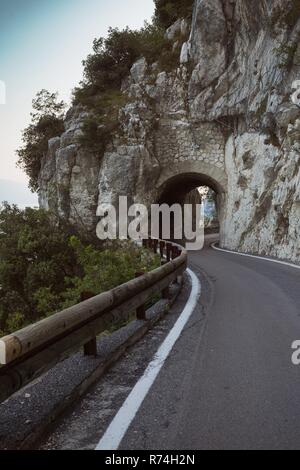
38, 107, 101, 232
39, 0, 300, 262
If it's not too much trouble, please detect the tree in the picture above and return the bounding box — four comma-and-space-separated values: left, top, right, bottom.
77, 28, 143, 98
31, 89, 65, 123
62, 237, 160, 309
17, 90, 65, 192
0, 205, 160, 336
74, 23, 170, 106
0, 204, 76, 334
154, 0, 194, 28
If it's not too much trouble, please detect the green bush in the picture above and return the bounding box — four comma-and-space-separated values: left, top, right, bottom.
73, 23, 170, 106
0, 204, 160, 336
74, 22, 182, 153
154, 0, 194, 28
0, 204, 75, 335
76, 90, 128, 152
62, 237, 160, 309
17, 90, 65, 192
78, 28, 142, 94
274, 42, 298, 70
74, 7, 193, 107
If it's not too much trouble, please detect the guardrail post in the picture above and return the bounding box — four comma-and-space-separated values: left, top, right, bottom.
162, 284, 170, 299
166, 242, 172, 262
159, 241, 165, 260
81, 292, 98, 357
171, 246, 180, 260
135, 272, 146, 320
160, 260, 170, 299
84, 338, 98, 356
153, 239, 158, 254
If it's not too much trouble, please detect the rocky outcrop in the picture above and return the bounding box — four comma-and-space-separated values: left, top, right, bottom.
39, 0, 300, 262
38, 107, 101, 232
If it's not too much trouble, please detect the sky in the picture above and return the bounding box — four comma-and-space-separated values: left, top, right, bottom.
0, 0, 154, 204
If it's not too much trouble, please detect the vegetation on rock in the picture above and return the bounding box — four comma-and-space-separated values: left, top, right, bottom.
18, 5, 192, 185
16, 90, 65, 192
73, 5, 192, 154
270, 0, 300, 30
74, 25, 169, 103
274, 42, 298, 70
154, 0, 194, 28
73, 22, 180, 153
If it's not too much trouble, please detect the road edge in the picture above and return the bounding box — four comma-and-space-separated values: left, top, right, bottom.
96, 268, 201, 451
0, 282, 184, 450
211, 243, 300, 271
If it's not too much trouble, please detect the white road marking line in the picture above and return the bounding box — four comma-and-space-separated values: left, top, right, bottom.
95, 268, 201, 451
211, 243, 300, 270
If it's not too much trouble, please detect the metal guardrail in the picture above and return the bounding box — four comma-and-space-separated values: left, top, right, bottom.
0, 239, 187, 404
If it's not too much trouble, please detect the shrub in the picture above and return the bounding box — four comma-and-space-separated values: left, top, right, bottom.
73, 23, 178, 153
76, 90, 128, 152
0, 204, 160, 336
78, 28, 142, 94
73, 23, 170, 106
154, 0, 194, 28
73, 20, 186, 154
274, 42, 298, 70
0, 204, 76, 334
62, 237, 160, 309
255, 96, 268, 120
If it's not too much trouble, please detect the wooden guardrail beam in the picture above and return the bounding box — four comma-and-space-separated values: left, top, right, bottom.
0, 263, 186, 404
0, 239, 187, 404
0, 250, 186, 366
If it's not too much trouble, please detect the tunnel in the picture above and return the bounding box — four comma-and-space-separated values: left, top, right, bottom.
154, 170, 227, 248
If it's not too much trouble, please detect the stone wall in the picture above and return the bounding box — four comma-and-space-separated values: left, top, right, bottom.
155, 120, 224, 168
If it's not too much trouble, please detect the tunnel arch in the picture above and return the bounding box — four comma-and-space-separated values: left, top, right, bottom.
155, 161, 228, 247
156, 161, 227, 197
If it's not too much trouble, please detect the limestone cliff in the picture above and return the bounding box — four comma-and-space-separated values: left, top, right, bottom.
39, 0, 300, 261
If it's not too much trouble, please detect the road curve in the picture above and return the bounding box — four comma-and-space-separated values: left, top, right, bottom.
41, 240, 300, 450
120, 242, 300, 450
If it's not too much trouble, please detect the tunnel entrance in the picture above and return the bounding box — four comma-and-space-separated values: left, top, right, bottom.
156, 172, 225, 247
199, 187, 219, 235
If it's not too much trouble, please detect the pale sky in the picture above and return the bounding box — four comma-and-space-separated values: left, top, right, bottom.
0, 0, 154, 191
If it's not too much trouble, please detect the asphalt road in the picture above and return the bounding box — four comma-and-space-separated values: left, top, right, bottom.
41, 241, 300, 450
